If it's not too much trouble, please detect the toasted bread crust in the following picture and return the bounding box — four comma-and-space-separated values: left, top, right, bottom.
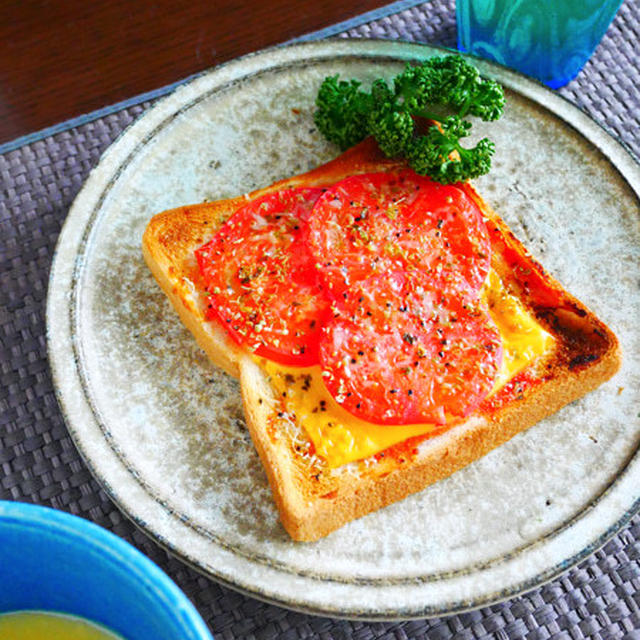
143, 139, 621, 542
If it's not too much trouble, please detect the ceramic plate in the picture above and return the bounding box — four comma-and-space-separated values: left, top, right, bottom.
47, 40, 640, 619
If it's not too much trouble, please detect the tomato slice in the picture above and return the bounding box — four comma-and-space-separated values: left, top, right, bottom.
306, 171, 491, 299
196, 188, 330, 366
319, 271, 503, 425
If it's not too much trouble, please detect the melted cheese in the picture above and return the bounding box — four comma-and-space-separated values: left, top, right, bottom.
261, 271, 554, 468
484, 269, 554, 391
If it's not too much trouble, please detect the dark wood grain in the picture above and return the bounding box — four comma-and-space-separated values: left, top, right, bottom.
0, 0, 389, 145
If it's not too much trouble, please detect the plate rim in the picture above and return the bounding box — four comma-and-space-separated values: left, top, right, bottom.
47, 37, 640, 620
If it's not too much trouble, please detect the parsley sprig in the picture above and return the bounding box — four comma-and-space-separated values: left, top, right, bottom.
314, 55, 505, 184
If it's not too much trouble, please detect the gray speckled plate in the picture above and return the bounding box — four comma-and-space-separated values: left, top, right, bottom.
47, 40, 640, 619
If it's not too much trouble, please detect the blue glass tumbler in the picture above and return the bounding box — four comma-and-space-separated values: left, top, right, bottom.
457, 0, 624, 88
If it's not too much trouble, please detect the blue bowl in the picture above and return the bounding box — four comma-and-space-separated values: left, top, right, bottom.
0, 501, 213, 640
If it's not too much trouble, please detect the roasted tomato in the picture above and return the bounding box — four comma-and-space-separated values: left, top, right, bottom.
196, 188, 330, 365
319, 271, 503, 425
306, 171, 491, 299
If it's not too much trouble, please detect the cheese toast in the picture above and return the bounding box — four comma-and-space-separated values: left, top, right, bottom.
142, 138, 620, 541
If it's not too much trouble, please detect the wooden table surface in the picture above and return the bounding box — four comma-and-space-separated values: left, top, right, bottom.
0, 0, 390, 146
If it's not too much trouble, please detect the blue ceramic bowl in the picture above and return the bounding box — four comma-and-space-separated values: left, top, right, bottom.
0, 501, 213, 640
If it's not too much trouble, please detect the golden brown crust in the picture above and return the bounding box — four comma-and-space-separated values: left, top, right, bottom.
142, 138, 621, 542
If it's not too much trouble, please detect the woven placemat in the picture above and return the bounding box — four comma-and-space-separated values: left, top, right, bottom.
2, 0, 639, 638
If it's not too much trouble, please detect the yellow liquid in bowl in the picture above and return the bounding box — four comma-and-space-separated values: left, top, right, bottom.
0, 611, 124, 639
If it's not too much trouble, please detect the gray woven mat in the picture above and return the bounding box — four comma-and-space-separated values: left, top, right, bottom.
2, 0, 639, 638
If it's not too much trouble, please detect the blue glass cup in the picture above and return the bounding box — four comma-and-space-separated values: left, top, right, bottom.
456, 0, 624, 88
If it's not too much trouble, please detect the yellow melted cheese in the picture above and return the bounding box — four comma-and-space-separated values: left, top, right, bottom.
484, 269, 554, 392
261, 270, 554, 468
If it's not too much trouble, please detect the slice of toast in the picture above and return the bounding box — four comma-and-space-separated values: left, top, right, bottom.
143, 138, 621, 541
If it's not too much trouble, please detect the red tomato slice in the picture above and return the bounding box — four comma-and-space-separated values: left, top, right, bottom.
319, 271, 503, 425
196, 188, 330, 366
306, 171, 491, 299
